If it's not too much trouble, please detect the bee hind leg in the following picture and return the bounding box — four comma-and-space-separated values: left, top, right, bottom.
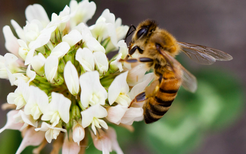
130, 92, 146, 107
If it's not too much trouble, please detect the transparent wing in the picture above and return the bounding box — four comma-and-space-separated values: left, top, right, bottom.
178, 42, 233, 65
158, 47, 197, 92
180, 65, 197, 92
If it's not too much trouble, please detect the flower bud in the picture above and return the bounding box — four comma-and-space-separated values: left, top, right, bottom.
72, 123, 85, 145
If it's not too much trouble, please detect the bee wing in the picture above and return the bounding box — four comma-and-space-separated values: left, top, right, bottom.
158, 48, 197, 92
180, 65, 197, 92
178, 42, 233, 65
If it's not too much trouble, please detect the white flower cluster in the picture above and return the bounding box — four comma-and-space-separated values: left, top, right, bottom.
0, 0, 154, 154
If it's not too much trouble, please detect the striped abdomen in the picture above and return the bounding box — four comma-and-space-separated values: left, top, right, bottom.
143, 74, 182, 124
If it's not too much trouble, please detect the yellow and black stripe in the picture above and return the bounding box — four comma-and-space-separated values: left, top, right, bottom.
143, 76, 180, 124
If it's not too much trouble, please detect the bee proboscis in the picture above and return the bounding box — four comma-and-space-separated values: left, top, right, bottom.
123, 19, 233, 124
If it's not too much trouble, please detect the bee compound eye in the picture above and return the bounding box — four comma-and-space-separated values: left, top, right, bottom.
137, 27, 148, 39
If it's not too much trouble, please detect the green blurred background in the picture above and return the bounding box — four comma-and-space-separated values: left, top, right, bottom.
0, 0, 245, 154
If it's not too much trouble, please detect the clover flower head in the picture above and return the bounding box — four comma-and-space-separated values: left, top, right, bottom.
0, 0, 153, 153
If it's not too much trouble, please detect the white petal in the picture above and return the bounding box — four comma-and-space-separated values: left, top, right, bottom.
91, 127, 123, 154
110, 53, 123, 72
17, 40, 30, 60
0, 55, 8, 79
11, 20, 25, 40
50, 92, 71, 123
98, 9, 115, 24
28, 26, 56, 50
70, 0, 96, 25
35, 122, 66, 143
73, 123, 85, 145
107, 127, 123, 154
108, 71, 129, 105
45, 56, 58, 82
127, 63, 149, 86
80, 71, 107, 108
129, 73, 154, 99
31, 53, 46, 75
19, 110, 38, 128
98, 119, 108, 130
117, 40, 128, 59
75, 48, 95, 71
84, 36, 105, 53
106, 105, 128, 124
115, 19, 129, 41
3, 26, 19, 55
16, 127, 45, 154
62, 29, 83, 46
0, 110, 23, 133
26, 65, 36, 83
25, 4, 50, 27
25, 49, 35, 65
7, 79, 30, 109
62, 134, 80, 154
24, 86, 49, 120
75, 22, 92, 37
64, 61, 80, 95
93, 52, 108, 73
50, 42, 70, 58
81, 104, 107, 128
121, 107, 144, 125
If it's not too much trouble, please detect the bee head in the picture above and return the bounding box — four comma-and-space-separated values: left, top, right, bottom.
134, 20, 157, 40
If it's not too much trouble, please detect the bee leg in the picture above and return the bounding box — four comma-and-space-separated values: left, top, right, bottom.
139, 57, 153, 62
121, 57, 153, 63
158, 74, 162, 83
124, 25, 136, 41
130, 92, 146, 106
135, 92, 146, 102
126, 46, 144, 59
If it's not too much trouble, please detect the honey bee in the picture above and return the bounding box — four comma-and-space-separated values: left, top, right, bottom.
123, 19, 233, 124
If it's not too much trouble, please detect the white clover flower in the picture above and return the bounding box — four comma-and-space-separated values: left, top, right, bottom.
16, 127, 45, 154
49, 42, 70, 58
76, 47, 95, 71
45, 56, 59, 83
30, 53, 46, 75
16, 110, 38, 130
91, 127, 123, 154
80, 71, 107, 108
72, 122, 85, 145
3, 25, 20, 56
64, 61, 80, 95
110, 40, 128, 72
108, 71, 131, 106
25, 4, 50, 28
7, 79, 30, 109
0, 110, 24, 133
0, 1, 152, 153
41, 92, 71, 126
62, 134, 81, 154
62, 29, 83, 46
81, 104, 108, 135
35, 122, 66, 143
69, 0, 96, 27
24, 86, 49, 120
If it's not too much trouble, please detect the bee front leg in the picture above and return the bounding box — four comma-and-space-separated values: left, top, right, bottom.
126, 46, 144, 59
124, 25, 136, 41
121, 57, 153, 63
